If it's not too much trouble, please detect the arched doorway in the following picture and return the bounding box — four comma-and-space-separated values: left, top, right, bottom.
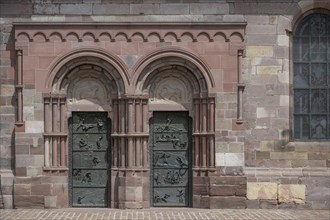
134, 53, 215, 207
45, 50, 127, 208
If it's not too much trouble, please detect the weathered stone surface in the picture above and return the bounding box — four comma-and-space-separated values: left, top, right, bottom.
190, 3, 229, 15
31, 183, 52, 196
14, 195, 44, 208
130, 4, 160, 15
270, 152, 308, 160
59, 4, 93, 15
1, 195, 13, 209
92, 4, 129, 15
14, 184, 31, 195
160, 4, 189, 15
210, 176, 246, 185
278, 184, 306, 204
259, 199, 278, 209
210, 196, 246, 209
246, 46, 274, 57
256, 65, 282, 75
44, 196, 57, 208
33, 4, 60, 14
247, 182, 278, 200
246, 199, 260, 209
210, 185, 246, 196
193, 195, 209, 209
216, 153, 244, 167
306, 187, 330, 202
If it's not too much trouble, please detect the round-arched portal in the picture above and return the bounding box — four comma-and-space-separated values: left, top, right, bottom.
46, 47, 128, 95
135, 55, 212, 111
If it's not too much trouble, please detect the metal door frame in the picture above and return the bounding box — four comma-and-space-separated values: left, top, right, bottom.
150, 111, 192, 207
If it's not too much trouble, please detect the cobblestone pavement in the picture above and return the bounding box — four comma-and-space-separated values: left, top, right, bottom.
0, 208, 329, 220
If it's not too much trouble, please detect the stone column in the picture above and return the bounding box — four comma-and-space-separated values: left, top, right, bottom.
237, 49, 245, 123
15, 50, 24, 131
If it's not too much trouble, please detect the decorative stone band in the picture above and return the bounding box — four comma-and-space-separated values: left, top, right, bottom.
14, 22, 246, 45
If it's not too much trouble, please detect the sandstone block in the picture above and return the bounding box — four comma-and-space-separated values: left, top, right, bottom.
190, 3, 229, 15
92, 4, 129, 15
210, 176, 246, 186
219, 166, 244, 176
280, 95, 289, 107
26, 166, 42, 177
246, 35, 277, 46
270, 152, 308, 160
60, 4, 92, 15
215, 142, 229, 153
306, 187, 330, 202
256, 151, 270, 160
210, 185, 246, 196
256, 66, 281, 75
160, 4, 189, 15
44, 196, 57, 208
193, 185, 209, 195
278, 35, 289, 47
1, 195, 13, 209
130, 4, 160, 15
14, 184, 31, 195
25, 121, 44, 133
260, 140, 275, 151
278, 184, 306, 204
259, 199, 278, 209
33, 4, 59, 14
14, 195, 44, 208
246, 199, 259, 209
31, 183, 52, 196
246, 25, 276, 35
210, 196, 246, 209
247, 182, 278, 200
0, 3, 32, 15
228, 142, 244, 153
193, 195, 209, 208
216, 153, 244, 167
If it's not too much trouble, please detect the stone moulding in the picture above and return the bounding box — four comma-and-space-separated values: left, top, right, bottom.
132, 46, 215, 92
14, 22, 246, 44
45, 47, 129, 93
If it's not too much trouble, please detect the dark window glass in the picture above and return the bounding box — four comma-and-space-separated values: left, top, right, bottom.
293, 13, 330, 140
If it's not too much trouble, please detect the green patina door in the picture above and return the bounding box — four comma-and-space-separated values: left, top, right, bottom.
150, 112, 192, 207
69, 112, 110, 207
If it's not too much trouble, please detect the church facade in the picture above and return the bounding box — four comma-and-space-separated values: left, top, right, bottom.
0, 0, 329, 209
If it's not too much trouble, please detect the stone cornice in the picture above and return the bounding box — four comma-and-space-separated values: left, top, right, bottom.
14, 22, 246, 44
13, 21, 247, 26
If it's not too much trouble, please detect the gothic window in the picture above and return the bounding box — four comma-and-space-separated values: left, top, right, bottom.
293, 13, 330, 140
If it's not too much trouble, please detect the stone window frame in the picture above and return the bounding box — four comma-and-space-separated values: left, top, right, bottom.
292, 10, 330, 141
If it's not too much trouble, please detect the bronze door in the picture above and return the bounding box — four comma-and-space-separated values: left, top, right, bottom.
150, 112, 192, 207
69, 112, 110, 207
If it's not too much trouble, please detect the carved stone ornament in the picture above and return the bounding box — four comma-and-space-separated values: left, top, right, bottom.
150, 76, 192, 104
68, 78, 109, 105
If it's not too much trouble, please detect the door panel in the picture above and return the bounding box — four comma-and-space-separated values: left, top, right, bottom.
70, 112, 110, 207
150, 112, 191, 207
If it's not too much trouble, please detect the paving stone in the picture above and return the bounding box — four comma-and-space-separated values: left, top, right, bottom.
4, 206, 330, 220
